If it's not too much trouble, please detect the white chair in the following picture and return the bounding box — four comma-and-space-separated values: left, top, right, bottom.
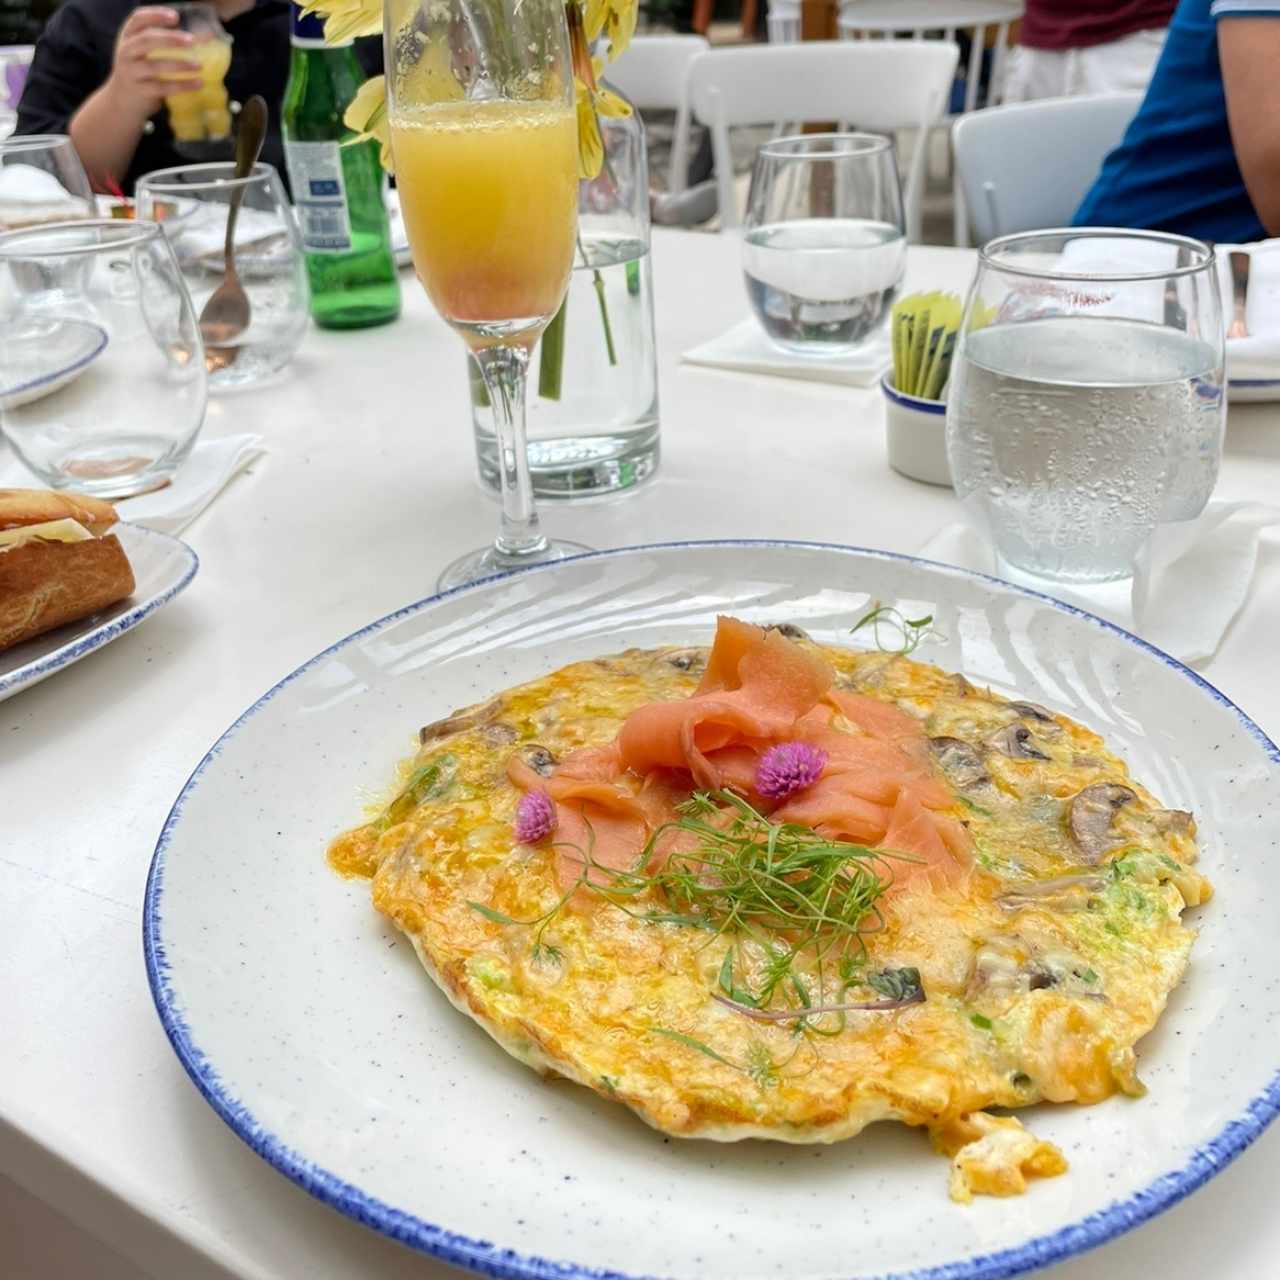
681, 41, 960, 240
604, 34, 709, 193
837, 1, 1022, 113
766, 0, 801, 43
953, 92, 1143, 244
836, 0, 1024, 244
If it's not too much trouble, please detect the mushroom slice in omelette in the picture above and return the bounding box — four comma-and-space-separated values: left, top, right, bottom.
329, 617, 1211, 1201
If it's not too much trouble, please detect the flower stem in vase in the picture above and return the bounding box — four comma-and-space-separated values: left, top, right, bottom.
592, 264, 618, 366
538, 299, 567, 400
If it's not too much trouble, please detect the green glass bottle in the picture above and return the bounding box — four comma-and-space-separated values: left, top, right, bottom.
282, 5, 400, 329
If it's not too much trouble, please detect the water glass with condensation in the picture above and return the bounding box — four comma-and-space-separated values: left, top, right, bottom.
0, 220, 207, 497
742, 133, 906, 355
137, 162, 310, 389
946, 229, 1225, 585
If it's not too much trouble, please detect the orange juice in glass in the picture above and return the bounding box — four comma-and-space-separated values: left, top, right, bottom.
387, 0, 586, 588
147, 3, 233, 143
391, 99, 578, 328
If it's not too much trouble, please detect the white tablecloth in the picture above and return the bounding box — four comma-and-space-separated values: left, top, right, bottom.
5, 229, 1280, 1280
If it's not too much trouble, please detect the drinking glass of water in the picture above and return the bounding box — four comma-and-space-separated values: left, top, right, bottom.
946, 229, 1225, 586
742, 133, 905, 356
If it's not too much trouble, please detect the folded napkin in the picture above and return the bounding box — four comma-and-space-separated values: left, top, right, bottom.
0, 160, 93, 225
682, 318, 891, 388
0, 432, 265, 536
173, 206, 293, 264
919, 502, 1280, 665
1217, 240, 1280, 382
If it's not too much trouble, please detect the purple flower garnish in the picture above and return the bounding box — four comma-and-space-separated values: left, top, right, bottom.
514, 789, 557, 843
755, 741, 827, 800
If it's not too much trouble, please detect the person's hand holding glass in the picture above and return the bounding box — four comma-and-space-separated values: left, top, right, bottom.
386, 0, 586, 589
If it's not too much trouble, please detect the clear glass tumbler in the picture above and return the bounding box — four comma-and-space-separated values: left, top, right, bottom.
946, 229, 1226, 585
0, 134, 95, 232
0, 219, 207, 497
742, 132, 906, 356
136, 161, 310, 390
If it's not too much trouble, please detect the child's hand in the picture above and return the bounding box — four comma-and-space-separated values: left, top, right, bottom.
108, 7, 202, 117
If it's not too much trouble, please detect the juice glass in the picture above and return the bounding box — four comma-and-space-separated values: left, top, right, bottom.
387, 0, 586, 588
147, 3, 233, 145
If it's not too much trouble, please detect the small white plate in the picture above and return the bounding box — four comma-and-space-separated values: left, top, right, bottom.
144, 541, 1280, 1280
0, 318, 107, 410
0, 522, 198, 702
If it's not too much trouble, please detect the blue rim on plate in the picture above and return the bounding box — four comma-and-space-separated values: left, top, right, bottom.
0, 319, 108, 402
142, 539, 1280, 1280
0, 523, 198, 700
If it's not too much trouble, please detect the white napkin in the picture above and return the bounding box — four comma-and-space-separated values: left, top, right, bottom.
1218, 240, 1280, 382
173, 206, 292, 263
682, 318, 891, 388
0, 162, 93, 224
919, 502, 1280, 665
0, 432, 265, 536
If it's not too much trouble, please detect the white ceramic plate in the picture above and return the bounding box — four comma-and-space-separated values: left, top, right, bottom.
0, 318, 107, 410
144, 541, 1280, 1280
0, 522, 198, 702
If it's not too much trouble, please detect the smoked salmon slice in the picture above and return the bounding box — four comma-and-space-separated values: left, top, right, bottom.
509, 617, 971, 891
617, 620, 833, 788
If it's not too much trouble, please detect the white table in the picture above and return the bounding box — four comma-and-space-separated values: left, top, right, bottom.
5, 229, 1280, 1280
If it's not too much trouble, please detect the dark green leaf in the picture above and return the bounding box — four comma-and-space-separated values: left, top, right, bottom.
718, 949, 735, 996
867, 966, 924, 1002
970, 1013, 993, 1031
384, 754, 457, 825
649, 1027, 737, 1068
467, 901, 522, 926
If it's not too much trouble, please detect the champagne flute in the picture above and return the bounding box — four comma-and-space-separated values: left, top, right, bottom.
386, 0, 589, 589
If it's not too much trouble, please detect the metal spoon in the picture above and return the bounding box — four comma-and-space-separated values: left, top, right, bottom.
1228, 250, 1251, 340
199, 95, 268, 373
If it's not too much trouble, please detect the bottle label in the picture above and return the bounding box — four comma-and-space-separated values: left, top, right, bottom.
285, 141, 353, 253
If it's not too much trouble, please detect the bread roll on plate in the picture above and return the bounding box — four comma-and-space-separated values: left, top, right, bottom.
0, 489, 136, 652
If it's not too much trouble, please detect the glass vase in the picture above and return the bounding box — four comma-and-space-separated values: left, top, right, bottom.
469, 83, 660, 500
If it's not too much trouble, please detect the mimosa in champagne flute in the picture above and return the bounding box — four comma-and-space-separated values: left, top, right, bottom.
387, 0, 587, 588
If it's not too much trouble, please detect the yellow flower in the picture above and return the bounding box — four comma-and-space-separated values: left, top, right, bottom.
343, 74, 393, 171
583, 0, 638, 60
300, 0, 383, 43
574, 58, 631, 179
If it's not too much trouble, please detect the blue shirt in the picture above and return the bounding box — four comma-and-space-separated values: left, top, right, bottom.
1074, 0, 1276, 242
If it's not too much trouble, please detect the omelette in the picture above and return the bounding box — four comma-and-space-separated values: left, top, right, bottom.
329, 616, 1211, 1201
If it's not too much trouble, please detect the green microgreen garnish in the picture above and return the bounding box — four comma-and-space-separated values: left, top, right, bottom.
852, 603, 940, 655
970, 1013, 994, 1031
867, 966, 924, 1002
469, 790, 918, 1027
649, 1026, 739, 1068
649, 1026, 794, 1090
382, 753, 457, 829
